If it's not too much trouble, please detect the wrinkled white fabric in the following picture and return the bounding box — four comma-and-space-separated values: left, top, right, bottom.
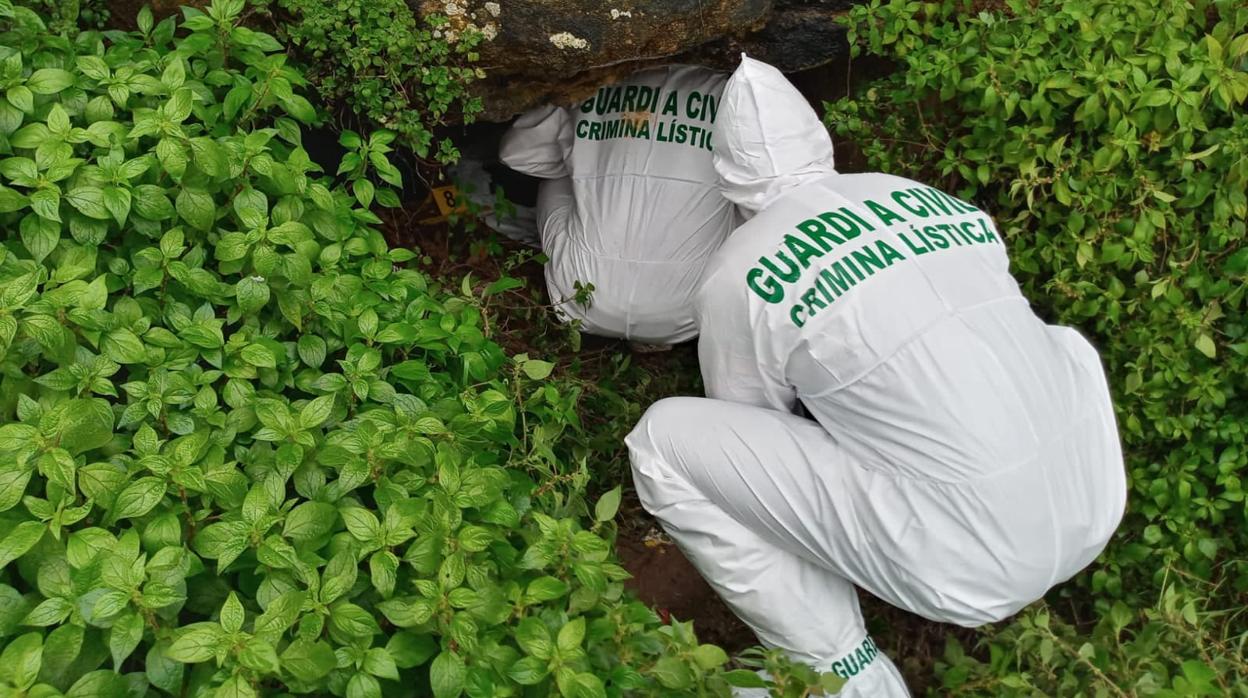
629, 399, 910, 697
712, 54, 837, 215
628, 56, 1126, 697
499, 66, 737, 343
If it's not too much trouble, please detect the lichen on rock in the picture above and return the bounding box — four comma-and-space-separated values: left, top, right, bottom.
549, 31, 591, 50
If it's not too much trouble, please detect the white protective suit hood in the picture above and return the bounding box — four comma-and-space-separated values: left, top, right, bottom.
714, 56, 837, 214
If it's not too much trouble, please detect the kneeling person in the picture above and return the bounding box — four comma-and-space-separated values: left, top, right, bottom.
627, 57, 1127, 696
500, 66, 737, 345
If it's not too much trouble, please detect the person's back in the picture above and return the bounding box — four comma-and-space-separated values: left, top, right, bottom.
699, 171, 1126, 621
500, 65, 736, 343
696, 56, 1125, 623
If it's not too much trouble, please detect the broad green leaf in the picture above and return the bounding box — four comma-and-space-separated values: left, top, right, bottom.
299, 394, 334, 429
65, 670, 129, 698
280, 639, 336, 681
156, 138, 187, 179
215, 674, 257, 698
723, 670, 768, 688
820, 671, 847, 693
239, 638, 281, 675
556, 617, 585, 653
340, 506, 380, 542
220, 591, 245, 633
223, 83, 252, 122
27, 68, 74, 94
21, 596, 72, 626
376, 597, 434, 628
387, 632, 438, 669
429, 650, 466, 698
525, 576, 569, 603
0, 522, 46, 570
29, 187, 61, 223
66, 186, 109, 220
38, 448, 75, 492
507, 656, 547, 685
283, 501, 336, 542
0, 464, 33, 512
253, 590, 305, 641
2, 632, 43, 690
102, 328, 147, 364
594, 485, 622, 522
166, 623, 224, 663
109, 612, 145, 671
1195, 333, 1216, 358
691, 643, 729, 669
175, 188, 215, 231
362, 647, 399, 681
234, 187, 268, 229
194, 521, 250, 570
146, 643, 184, 693
58, 399, 115, 455
112, 477, 166, 520
40, 622, 83, 686
241, 343, 276, 368
161, 57, 186, 90
0, 184, 28, 212
368, 550, 398, 598
328, 602, 380, 640
20, 214, 59, 260
651, 656, 693, 689
297, 335, 327, 367
132, 185, 174, 220
522, 359, 554, 380
102, 186, 131, 226
514, 618, 552, 660
347, 673, 380, 698
6, 85, 32, 113
236, 275, 270, 314
573, 674, 607, 698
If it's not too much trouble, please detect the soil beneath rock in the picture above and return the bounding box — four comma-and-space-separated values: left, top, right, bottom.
613, 492, 979, 694
616, 521, 760, 655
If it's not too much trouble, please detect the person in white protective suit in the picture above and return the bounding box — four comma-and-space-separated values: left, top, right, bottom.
499, 66, 738, 345
626, 56, 1127, 697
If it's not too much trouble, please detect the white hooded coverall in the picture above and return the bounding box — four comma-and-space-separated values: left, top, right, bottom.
499, 66, 737, 343
626, 57, 1127, 696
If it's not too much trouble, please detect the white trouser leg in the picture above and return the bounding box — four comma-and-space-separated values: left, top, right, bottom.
627, 397, 910, 697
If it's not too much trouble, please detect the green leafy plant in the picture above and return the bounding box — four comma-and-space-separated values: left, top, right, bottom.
15, 0, 110, 33
267, 0, 486, 164
828, 0, 1247, 692
0, 2, 772, 695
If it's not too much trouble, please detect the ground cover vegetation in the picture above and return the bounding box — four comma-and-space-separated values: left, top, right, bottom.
0, 2, 844, 696
824, 0, 1248, 694
256, 0, 486, 166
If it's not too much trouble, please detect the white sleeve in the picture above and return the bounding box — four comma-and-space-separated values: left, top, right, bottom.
499, 105, 573, 179
696, 273, 798, 413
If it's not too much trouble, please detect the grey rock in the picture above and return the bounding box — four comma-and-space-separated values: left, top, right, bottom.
424, 0, 866, 121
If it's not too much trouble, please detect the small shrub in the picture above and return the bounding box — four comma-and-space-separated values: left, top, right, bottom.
828, 0, 1248, 692
266, 0, 485, 164
13, 0, 110, 32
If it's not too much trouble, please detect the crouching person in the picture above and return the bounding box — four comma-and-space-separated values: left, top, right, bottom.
626, 57, 1127, 696
499, 65, 738, 347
